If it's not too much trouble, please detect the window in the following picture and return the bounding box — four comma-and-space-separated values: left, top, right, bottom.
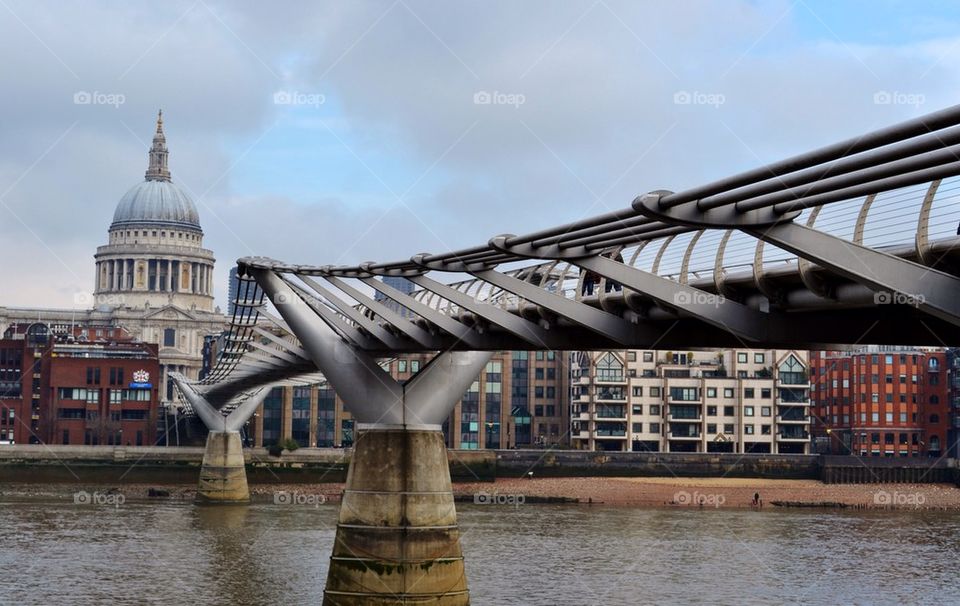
398, 360, 407, 373
761, 425, 771, 435
650, 387, 661, 397
707, 423, 717, 434
723, 424, 734, 434
643, 352, 653, 362
744, 425, 755, 435
723, 406, 735, 416
761, 388, 771, 399
632, 422, 642, 433
707, 387, 717, 398
649, 422, 660, 434
707, 405, 717, 416
632, 386, 642, 397
163, 328, 176, 347
737, 352, 748, 363
723, 388, 734, 398
411, 360, 420, 373
535, 368, 544, 380
754, 353, 764, 364
669, 387, 698, 401
632, 404, 642, 415
650, 405, 661, 415
627, 352, 637, 362
744, 406, 755, 416
761, 406, 771, 417
595, 353, 625, 382
744, 388, 755, 399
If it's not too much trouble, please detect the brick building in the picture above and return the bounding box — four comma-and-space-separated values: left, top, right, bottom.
810, 347, 948, 457
0, 323, 159, 445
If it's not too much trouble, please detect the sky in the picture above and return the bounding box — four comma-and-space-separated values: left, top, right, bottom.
2, 0, 960, 310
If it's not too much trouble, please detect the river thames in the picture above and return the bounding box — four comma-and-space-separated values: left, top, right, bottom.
2, 499, 958, 605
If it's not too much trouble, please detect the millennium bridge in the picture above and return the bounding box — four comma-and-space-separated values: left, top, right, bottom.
174, 104, 960, 605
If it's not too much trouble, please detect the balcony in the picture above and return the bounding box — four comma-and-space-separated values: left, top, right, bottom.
595, 389, 627, 402
668, 431, 702, 440
572, 411, 590, 422
667, 413, 702, 423
594, 429, 627, 439
776, 415, 811, 424
595, 374, 627, 385
595, 406, 627, 420
776, 431, 810, 442
779, 372, 810, 387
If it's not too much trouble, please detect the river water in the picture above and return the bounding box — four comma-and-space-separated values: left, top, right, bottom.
1, 498, 958, 605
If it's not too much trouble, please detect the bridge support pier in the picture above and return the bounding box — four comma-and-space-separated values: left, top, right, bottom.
324, 424, 467, 605
253, 267, 492, 604
171, 375, 271, 505
197, 430, 249, 504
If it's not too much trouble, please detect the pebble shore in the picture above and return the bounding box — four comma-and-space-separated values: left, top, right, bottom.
4, 477, 960, 510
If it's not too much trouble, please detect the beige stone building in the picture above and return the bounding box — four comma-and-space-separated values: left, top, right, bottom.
571, 349, 811, 453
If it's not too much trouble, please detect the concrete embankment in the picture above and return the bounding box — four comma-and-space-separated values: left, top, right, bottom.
0, 445, 956, 485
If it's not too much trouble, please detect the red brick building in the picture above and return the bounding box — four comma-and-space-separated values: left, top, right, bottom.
811, 348, 948, 457
0, 323, 160, 446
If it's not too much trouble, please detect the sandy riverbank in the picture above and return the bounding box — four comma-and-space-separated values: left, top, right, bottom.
3, 477, 960, 510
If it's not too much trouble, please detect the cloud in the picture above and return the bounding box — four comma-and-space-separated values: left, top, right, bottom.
2, 0, 960, 308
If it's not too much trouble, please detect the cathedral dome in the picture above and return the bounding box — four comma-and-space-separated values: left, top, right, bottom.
110, 110, 202, 232
112, 180, 200, 230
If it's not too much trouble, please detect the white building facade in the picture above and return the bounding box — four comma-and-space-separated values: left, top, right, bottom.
571, 349, 811, 454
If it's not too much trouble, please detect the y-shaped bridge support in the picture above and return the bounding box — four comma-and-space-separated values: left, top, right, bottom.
172, 376, 271, 504
254, 269, 491, 606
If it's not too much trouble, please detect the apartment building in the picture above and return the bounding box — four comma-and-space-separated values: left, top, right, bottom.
571, 349, 811, 453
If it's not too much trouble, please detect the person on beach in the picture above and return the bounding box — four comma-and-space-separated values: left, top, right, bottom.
752, 492, 762, 509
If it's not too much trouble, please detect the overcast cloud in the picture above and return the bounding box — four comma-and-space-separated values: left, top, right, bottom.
2, 0, 959, 308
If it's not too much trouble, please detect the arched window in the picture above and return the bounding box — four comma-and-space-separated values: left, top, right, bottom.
930, 395, 939, 405
929, 357, 939, 370
595, 353, 624, 382
930, 414, 939, 423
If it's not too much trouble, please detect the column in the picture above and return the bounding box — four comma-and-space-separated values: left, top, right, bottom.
165, 260, 173, 292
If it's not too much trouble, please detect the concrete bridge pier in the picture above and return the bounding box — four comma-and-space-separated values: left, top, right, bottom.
197, 430, 250, 504
171, 375, 271, 504
324, 424, 468, 605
